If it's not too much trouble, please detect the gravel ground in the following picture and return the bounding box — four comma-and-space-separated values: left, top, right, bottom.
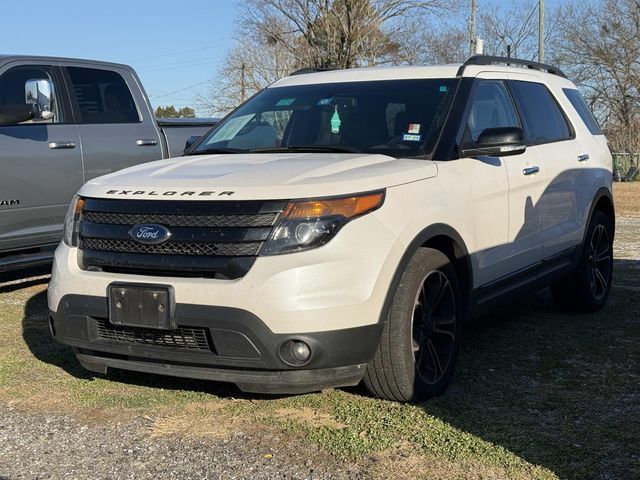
614, 216, 640, 260
0, 406, 363, 480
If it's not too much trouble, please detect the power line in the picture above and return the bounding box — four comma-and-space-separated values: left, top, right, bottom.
148, 80, 211, 100
123, 42, 232, 64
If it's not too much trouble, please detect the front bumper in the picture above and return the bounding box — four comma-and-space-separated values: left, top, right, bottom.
49, 294, 382, 394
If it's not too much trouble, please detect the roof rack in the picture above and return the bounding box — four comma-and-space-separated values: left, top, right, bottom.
290, 67, 339, 76
456, 55, 567, 79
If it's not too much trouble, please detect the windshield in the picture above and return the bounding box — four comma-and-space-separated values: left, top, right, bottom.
192, 78, 459, 158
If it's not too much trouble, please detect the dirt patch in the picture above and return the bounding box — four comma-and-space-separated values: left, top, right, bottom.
148, 402, 244, 438
613, 182, 640, 218
272, 406, 347, 429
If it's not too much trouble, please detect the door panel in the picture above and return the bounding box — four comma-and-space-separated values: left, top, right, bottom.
506, 77, 582, 260
0, 63, 82, 251
61, 65, 163, 182
460, 76, 543, 284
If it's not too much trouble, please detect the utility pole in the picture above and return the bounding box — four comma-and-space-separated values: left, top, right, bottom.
240, 62, 246, 103
538, 0, 544, 62
470, 0, 477, 56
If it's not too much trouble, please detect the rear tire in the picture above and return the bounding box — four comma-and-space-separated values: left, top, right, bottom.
363, 248, 463, 402
551, 210, 613, 313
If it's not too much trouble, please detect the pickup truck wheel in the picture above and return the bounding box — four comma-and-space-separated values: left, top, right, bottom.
551, 210, 613, 312
364, 248, 462, 402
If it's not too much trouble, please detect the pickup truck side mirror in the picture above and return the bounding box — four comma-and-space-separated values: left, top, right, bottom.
25, 78, 55, 120
461, 126, 526, 158
184, 135, 201, 154
0, 104, 35, 125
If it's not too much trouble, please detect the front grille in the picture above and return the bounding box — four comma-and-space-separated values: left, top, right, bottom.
82, 238, 262, 257
78, 197, 286, 279
83, 211, 277, 228
95, 318, 211, 351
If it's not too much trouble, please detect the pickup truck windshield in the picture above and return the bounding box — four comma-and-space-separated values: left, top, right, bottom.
192, 78, 459, 158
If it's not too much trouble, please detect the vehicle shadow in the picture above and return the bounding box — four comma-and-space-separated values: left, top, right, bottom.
420, 258, 640, 479
0, 266, 50, 294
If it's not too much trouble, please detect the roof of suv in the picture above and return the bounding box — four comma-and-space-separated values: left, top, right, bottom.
272, 59, 574, 89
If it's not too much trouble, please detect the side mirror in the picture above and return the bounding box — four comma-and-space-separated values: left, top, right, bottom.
25, 78, 55, 120
184, 135, 201, 154
461, 127, 526, 158
0, 105, 34, 125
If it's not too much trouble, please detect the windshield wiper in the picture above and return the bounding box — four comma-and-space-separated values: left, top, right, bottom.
249, 145, 362, 154
186, 147, 244, 155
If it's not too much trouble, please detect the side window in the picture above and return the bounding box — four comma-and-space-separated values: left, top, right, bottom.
463, 80, 520, 144
0, 66, 61, 124
67, 67, 140, 124
509, 81, 572, 144
563, 88, 602, 135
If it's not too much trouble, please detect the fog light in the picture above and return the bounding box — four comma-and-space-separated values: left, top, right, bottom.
279, 340, 312, 366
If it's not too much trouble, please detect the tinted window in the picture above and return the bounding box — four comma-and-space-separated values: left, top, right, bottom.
0, 66, 61, 124
194, 79, 458, 158
509, 81, 571, 144
563, 88, 602, 135
462, 80, 520, 144
67, 67, 139, 124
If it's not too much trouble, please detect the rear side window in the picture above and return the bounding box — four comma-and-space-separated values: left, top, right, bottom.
67, 67, 139, 124
508, 81, 572, 144
563, 89, 602, 135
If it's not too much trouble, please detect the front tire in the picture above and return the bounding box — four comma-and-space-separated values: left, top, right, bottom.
551, 210, 613, 312
363, 248, 463, 402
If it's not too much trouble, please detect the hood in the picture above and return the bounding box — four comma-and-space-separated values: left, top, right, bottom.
80, 152, 438, 200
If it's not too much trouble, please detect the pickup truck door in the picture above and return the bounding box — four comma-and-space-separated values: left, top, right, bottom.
460, 75, 544, 286
0, 62, 82, 252
60, 64, 164, 182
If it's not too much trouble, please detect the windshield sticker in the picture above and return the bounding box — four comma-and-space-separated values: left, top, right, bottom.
331, 107, 342, 133
276, 98, 296, 107
317, 98, 332, 106
440, 85, 449, 93
408, 123, 421, 134
402, 133, 422, 142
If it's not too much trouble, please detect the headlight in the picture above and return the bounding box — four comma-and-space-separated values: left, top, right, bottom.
62, 195, 84, 247
262, 191, 384, 255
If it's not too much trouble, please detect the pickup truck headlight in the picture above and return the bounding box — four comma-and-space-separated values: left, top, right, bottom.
62, 196, 84, 247
262, 191, 385, 255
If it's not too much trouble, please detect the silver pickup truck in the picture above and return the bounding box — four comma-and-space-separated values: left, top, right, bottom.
0, 55, 217, 272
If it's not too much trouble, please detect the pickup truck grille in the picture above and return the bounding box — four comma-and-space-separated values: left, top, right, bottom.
78, 198, 286, 279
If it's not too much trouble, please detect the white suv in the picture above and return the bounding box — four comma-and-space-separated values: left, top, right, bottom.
48, 56, 614, 402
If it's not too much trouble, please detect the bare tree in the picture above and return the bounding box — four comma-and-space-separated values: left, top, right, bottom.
555, 0, 640, 151
200, 0, 455, 115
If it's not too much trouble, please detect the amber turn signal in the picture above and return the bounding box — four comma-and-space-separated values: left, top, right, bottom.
282, 192, 384, 220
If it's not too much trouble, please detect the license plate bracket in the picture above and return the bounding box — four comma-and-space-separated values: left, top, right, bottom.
108, 283, 175, 330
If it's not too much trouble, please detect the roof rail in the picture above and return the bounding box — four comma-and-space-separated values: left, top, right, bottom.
456, 55, 567, 79
290, 67, 339, 76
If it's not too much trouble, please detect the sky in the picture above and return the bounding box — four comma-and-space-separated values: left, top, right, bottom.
0, 0, 236, 115
0, 0, 567, 117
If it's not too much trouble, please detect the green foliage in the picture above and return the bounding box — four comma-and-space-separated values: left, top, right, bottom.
155, 105, 196, 118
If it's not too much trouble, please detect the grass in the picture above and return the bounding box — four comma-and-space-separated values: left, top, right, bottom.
3, 262, 639, 478
613, 181, 640, 217
1, 187, 638, 479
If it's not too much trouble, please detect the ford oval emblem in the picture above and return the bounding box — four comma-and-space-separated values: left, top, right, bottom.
129, 224, 172, 245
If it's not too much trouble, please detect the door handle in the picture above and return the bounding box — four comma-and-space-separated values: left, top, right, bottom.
522, 166, 540, 176
48, 141, 76, 149
136, 138, 158, 146
578, 153, 590, 162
